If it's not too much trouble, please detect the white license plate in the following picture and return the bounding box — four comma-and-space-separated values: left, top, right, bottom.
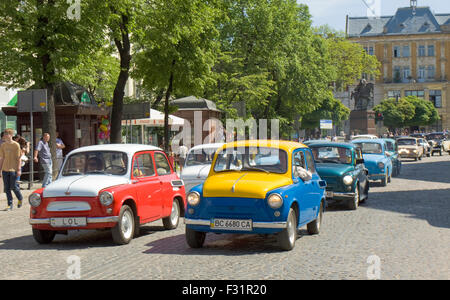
326, 191, 334, 198
50, 217, 87, 228
210, 218, 252, 231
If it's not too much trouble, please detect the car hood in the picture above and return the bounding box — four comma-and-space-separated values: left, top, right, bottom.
43, 175, 130, 198
398, 145, 418, 150
316, 163, 354, 177
181, 165, 211, 181
203, 172, 292, 199
362, 154, 385, 164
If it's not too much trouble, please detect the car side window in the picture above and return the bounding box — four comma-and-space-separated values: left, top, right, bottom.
305, 150, 316, 173
132, 153, 155, 178
292, 150, 306, 178
154, 152, 172, 175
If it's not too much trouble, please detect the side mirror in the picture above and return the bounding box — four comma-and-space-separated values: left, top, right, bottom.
356, 159, 364, 165
385, 151, 391, 157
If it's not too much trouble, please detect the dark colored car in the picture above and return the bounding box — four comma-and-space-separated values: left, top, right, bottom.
309, 143, 369, 210
426, 132, 450, 156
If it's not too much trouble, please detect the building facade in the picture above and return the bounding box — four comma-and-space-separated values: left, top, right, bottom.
347, 2, 450, 132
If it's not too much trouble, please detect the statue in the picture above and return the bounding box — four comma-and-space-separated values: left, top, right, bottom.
351, 79, 374, 111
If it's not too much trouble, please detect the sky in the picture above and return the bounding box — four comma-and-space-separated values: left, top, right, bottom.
297, 0, 450, 32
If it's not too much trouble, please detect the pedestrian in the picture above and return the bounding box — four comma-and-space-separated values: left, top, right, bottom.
34, 133, 52, 188
0, 129, 24, 210
177, 142, 189, 172
13, 134, 30, 189
55, 131, 65, 172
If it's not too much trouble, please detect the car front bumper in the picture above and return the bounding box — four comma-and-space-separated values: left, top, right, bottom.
368, 173, 386, 181
326, 192, 355, 200
30, 216, 119, 228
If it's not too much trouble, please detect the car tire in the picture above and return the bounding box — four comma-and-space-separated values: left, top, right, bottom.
185, 227, 206, 248
380, 173, 388, 187
32, 229, 56, 244
278, 208, 298, 251
347, 184, 359, 210
307, 201, 324, 235
111, 205, 135, 245
163, 198, 180, 230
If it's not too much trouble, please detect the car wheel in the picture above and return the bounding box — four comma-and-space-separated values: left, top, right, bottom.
380, 172, 388, 186
32, 229, 56, 244
112, 205, 135, 245
307, 201, 324, 235
347, 184, 359, 210
185, 227, 206, 248
163, 198, 180, 230
278, 208, 298, 251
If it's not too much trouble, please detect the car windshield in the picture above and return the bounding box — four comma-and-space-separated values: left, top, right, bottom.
310, 146, 352, 164
213, 146, 287, 174
397, 139, 416, 146
353, 143, 383, 154
62, 151, 128, 176
185, 148, 217, 166
426, 134, 445, 140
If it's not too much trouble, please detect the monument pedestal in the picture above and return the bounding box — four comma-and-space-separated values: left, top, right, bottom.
350, 110, 376, 135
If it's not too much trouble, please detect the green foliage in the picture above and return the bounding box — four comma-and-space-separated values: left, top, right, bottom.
301, 92, 350, 129
374, 96, 440, 129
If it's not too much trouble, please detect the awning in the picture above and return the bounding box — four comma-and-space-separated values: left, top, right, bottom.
121, 109, 185, 127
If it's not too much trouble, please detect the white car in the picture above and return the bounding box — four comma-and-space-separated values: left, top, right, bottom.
351, 134, 378, 141
180, 143, 224, 194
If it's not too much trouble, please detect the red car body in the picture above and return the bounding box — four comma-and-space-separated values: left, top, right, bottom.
29, 144, 186, 244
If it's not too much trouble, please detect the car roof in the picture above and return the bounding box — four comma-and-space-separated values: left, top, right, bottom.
68, 144, 162, 156
351, 138, 386, 144
188, 143, 225, 152
219, 140, 308, 152
308, 142, 356, 149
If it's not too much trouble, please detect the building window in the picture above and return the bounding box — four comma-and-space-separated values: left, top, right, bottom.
429, 90, 442, 108
368, 47, 374, 56
393, 66, 401, 83
427, 65, 435, 79
418, 66, 426, 81
393, 46, 401, 58
403, 67, 411, 82
388, 90, 401, 99
402, 45, 410, 57
428, 45, 435, 57
405, 90, 425, 98
418, 45, 426, 57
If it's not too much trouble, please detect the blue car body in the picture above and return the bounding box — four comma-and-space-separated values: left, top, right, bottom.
351, 139, 393, 185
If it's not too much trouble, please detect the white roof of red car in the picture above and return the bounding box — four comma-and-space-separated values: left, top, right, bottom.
68, 144, 162, 156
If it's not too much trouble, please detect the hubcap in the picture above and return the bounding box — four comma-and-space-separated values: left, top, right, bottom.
355, 187, 359, 207
170, 202, 179, 225
121, 210, 133, 239
287, 212, 296, 245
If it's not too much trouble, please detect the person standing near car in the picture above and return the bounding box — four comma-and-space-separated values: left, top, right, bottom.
55, 131, 65, 172
34, 133, 52, 188
0, 129, 24, 210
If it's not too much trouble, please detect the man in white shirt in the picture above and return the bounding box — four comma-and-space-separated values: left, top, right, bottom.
177, 142, 189, 171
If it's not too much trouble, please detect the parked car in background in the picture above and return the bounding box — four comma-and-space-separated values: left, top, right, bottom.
351, 139, 393, 186
184, 140, 327, 251
382, 138, 402, 176
397, 137, 424, 161
417, 138, 431, 157
351, 134, 378, 141
309, 143, 369, 210
29, 144, 186, 245
180, 143, 224, 194
426, 132, 450, 155
303, 139, 330, 146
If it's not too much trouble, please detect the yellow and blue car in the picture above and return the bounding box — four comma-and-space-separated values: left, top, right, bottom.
184, 140, 327, 251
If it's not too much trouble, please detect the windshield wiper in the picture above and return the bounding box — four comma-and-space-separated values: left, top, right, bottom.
240, 167, 270, 173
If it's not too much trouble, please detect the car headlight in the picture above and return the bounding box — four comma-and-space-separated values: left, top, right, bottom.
343, 175, 353, 186
29, 193, 42, 207
99, 191, 114, 206
187, 191, 201, 206
377, 162, 385, 169
267, 193, 283, 209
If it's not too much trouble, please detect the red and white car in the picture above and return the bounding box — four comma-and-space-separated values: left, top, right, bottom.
29, 144, 186, 245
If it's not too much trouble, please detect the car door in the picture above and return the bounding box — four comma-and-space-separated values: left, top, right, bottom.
304, 149, 323, 222
354, 148, 368, 196
153, 151, 174, 217
292, 150, 311, 224
132, 152, 162, 221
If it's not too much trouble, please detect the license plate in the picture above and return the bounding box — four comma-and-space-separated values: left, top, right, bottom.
210, 218, 252, 231
326, 191, 334, 198
50, 217, 87, 228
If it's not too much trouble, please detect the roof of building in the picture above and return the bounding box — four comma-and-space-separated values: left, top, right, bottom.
348, 6, 450, 37
170, 96, 221, 112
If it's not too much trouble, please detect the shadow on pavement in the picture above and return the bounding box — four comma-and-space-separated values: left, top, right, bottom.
397, 159, 450, 184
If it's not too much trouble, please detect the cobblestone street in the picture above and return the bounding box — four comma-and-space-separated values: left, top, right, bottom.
0, 155, 449, 280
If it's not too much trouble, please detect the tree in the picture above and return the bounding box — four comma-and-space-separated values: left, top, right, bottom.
0, 0, 107, 174
133, 0, 220, 151
301, 92, 350, 130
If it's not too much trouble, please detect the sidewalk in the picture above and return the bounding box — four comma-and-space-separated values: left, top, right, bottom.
0, 180, 37, 209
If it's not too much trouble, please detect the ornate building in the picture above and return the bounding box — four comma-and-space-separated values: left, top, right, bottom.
347, 1, 450, 131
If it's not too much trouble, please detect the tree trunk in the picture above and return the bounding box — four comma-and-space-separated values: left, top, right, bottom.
110, 13, 131, 144
164, 64, 175, 153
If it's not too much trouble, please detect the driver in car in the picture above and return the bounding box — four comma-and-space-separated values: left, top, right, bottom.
87, 157, 104, 172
